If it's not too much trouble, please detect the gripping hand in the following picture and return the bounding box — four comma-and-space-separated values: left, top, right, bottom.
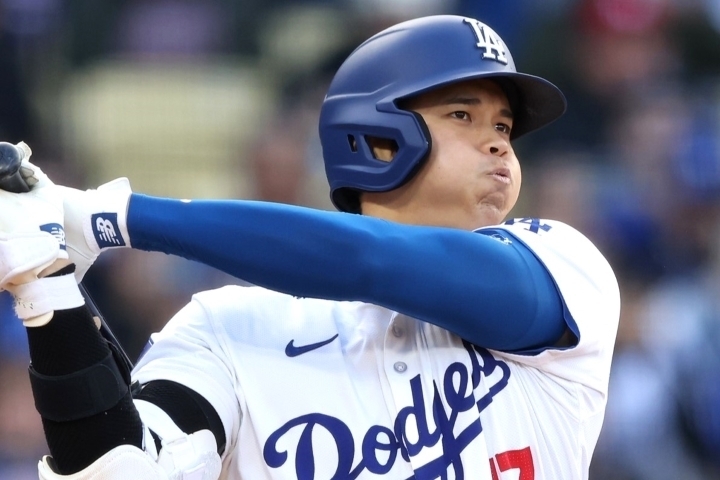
19, 149, 133, 282
0, 178, 83, 326
0, 165, 68, 284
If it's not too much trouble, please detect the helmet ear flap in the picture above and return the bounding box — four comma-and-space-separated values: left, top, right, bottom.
331, 110, 432, 214
321, 94, 432, 210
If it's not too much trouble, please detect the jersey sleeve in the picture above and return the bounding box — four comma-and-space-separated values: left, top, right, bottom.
131, 290, 242, 458
127, 195, 566, 352
478, 218, 620, 394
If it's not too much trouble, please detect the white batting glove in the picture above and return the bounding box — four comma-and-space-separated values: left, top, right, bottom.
0, 154, 69, 275
0, 177, 84, 326
18, 145, 133, 282
0, 232, 60, 288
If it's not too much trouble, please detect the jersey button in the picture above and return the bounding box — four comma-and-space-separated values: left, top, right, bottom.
393, 361, 407, 373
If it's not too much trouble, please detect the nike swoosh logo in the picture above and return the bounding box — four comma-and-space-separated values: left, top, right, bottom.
285, 334, 339, 357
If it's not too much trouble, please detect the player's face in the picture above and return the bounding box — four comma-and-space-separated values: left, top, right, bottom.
361, 79, 521, 230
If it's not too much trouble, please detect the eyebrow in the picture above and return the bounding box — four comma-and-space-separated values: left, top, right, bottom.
440, 95, 514, 120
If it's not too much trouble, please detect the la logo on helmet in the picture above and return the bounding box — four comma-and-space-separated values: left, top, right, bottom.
464, 19, 508, 65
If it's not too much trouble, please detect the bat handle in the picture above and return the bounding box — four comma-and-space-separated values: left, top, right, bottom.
0, 142, 30, 193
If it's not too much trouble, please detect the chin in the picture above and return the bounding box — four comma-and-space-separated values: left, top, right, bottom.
471, 206, 508, 229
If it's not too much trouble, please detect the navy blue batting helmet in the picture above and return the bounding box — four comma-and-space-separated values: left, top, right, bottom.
319, 15, 567, 213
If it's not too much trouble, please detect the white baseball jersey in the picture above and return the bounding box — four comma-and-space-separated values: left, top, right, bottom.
132, 218, 620, 479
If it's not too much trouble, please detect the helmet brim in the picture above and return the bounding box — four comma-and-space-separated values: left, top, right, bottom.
392, 70, 567, 141
488, 72, 567, 140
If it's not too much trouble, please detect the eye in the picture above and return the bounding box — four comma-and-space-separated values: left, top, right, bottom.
495, 123, 512, 135
450, 111, 470, 121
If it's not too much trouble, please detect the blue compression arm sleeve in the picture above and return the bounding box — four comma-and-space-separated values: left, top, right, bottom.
127, 195, 566, 352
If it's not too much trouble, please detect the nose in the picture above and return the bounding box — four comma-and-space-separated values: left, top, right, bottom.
481, 130, 509, 157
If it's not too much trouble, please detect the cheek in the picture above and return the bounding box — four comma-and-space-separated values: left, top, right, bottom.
417, 137, 459, 186
430, 149, 475, 197
428, 133, 475, 178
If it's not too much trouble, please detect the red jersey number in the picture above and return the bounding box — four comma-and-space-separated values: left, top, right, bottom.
489, 447, 534, 480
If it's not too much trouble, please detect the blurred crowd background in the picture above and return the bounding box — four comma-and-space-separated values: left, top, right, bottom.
1, 0, 720, 478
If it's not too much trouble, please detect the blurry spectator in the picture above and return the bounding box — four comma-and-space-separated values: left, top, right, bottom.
519, 150, 604, 239
246, 109, 333, 210
669, 0, 720, 81
517, 0, 681, 159
250, 131, 306, 204
600, 87, 691, 279
113, 0, 232, 59
673, 93, 720, 205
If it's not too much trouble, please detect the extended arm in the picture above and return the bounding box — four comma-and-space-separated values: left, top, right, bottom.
15, 157, 567, 353
128, 195, 567, 352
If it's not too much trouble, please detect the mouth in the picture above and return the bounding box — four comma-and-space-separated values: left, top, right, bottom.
489, 167, 511, 184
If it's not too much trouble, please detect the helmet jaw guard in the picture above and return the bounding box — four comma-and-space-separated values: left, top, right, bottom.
319, 15, 567, 212
320, 92, 432, 213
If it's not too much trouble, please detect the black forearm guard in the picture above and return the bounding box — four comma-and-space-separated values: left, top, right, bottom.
25, 285, 142, 475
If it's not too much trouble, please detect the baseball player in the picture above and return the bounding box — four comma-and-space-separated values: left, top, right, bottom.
0, 15, 619, 479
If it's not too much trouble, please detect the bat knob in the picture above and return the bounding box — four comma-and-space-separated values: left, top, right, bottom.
0, 142, 30, 193
0, 142, 22, 176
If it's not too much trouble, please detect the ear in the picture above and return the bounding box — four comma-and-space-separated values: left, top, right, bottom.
365, 136, 398, 162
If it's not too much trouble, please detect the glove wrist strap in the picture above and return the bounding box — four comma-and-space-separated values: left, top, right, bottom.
13, 273, 84, 325
82, 179, 133, 252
